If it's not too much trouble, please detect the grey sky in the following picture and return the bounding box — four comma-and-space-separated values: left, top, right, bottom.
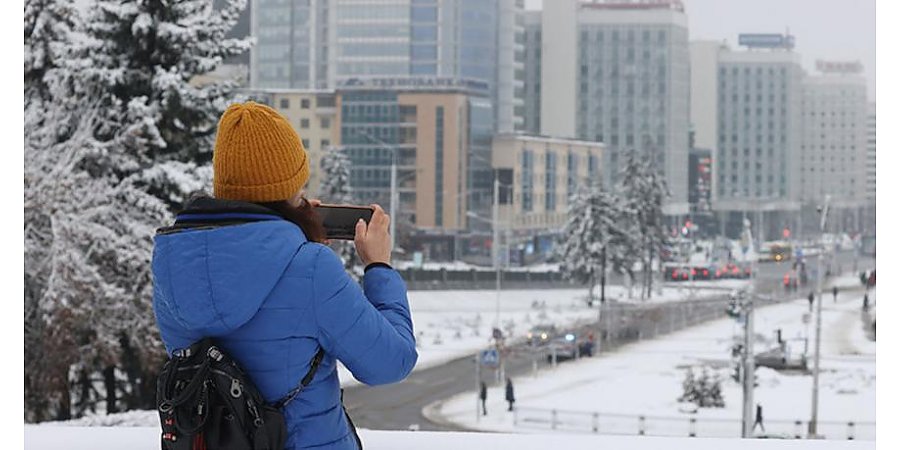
525, 0, 876, 100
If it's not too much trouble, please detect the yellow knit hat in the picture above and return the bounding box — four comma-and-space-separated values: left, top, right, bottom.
212, 101, 309, 202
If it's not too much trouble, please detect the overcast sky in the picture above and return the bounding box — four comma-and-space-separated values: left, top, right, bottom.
525, 0, 876, 100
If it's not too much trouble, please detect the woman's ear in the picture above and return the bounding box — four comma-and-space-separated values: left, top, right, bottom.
288, 190, 305, 207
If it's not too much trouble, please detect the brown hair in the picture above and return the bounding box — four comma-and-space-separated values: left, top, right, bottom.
259, 198, 327, 243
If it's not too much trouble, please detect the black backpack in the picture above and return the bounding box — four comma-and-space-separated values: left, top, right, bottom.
156, 338, 324, 450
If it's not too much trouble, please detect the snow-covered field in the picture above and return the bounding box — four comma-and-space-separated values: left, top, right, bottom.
431, 288, 875, 440
24, 425, 874, 450
338, 281, 745, 386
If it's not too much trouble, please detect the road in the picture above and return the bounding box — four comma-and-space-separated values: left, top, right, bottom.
342, 251, 873, 432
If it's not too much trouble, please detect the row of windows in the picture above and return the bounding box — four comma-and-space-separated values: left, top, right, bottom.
579, 28, 668, 44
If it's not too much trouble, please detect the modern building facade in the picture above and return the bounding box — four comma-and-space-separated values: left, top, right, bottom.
538, 0, 690, 215
800, 64, 867, 233
865, 102, 876, 232
335, 78, 494, 233
251, 0, 524, 132
491, 134, 604, 233
522, 10, 542, 135
243, 89, 341, 198
250, 0, 329, 89
713, 35, 804, 239
690, 40, 726, 152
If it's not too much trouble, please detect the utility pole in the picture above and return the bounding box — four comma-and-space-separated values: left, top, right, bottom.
389, 152, 397, 251
809, 195, 831, 438
492, 175, 505, 385
741, 296, 755, 438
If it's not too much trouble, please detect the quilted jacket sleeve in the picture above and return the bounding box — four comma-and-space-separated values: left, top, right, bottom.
311, 246, 418, 385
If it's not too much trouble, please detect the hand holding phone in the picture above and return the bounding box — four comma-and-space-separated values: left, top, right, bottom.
353, 204, 392, 266
316, 204, 375, 240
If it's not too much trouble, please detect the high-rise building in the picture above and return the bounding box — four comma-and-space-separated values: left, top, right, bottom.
865, 102, 876, 231
866, 103, 876, 202
713, 34, 804, 239
800, 61, 867, 232
690, 40, 727, 152
250, 0, 329, 89
335, 78, 494, 233
251, 0, 524, 132
538, 0, 691, 215
522, 10, 542, 135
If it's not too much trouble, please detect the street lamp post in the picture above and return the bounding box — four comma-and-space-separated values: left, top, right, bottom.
808, 195, 831, 438
355, 129, 398, 252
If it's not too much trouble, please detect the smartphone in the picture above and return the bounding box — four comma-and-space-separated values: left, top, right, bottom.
316, 204, 375, 240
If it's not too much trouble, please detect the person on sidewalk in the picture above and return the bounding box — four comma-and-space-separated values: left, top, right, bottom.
505, 378, 516, 412
479, 381, 488, 416
833, 285, 839, 303
807, 291, 815, 312
753, 403, 766, 434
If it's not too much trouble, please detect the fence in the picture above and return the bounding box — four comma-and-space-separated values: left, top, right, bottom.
399, 267, 578, 290
512, 407, 875, 440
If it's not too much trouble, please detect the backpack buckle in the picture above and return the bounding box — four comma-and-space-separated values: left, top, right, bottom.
207, 346, 224, 362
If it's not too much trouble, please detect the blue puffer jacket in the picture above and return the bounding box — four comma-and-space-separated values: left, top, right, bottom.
151, 198, 418, 449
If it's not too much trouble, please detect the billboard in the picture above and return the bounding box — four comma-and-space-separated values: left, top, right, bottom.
738, 33, 795, 49
815, 60, 864, 74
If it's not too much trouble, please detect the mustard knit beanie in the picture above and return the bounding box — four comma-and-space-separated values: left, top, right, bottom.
212, 101, 309, 203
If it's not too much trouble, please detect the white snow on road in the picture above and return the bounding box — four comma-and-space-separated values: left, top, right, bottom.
338, 282, 745, 386
432, 288, 875, 440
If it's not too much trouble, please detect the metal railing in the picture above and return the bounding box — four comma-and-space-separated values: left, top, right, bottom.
512, 407, 875, 440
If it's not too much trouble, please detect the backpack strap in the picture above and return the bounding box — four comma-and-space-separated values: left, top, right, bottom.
273, 347, 326, 409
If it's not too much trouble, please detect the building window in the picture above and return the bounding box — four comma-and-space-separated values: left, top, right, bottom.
301, 118, 310, 129
301, 99, 310, 109
522, 149, 534, 212
320, 139, 330, 149
435, 107, 444, 226
545, 152, 557, 212
302, 139, 310, 149
279, 98, 290, 109
320, 117, 331, 129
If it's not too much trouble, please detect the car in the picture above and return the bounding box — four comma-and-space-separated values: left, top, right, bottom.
527, 324, 558, 346
716, 263, 752, 280
546, 333, 595, 362
666, 265, 713, 282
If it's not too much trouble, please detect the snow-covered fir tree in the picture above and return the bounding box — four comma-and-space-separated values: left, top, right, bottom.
556, 181, 635, 305
618, 149, 671, 300
24, 0, 249, 421
25, 0, 78, 102
319, 146, 360, 279
67, 0, 250, 207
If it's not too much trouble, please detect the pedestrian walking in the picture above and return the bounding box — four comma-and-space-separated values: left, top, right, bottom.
480, 381, 488, 416
833, 285, 839, 303
753, 403, 766, 433
505, 378, 516, 412
807, 291, 815, 312
863, 293, 869, 311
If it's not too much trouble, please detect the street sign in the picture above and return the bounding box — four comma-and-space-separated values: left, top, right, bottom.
492, 328, 503, 340
480, 349, 499, 367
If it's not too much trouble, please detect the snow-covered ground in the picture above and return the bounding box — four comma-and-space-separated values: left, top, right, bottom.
338, 281, 745, 386
24, 425, 874, 450
431, 288, 875, 440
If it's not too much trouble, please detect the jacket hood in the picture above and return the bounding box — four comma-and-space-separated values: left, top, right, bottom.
152, 197, 306, 336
